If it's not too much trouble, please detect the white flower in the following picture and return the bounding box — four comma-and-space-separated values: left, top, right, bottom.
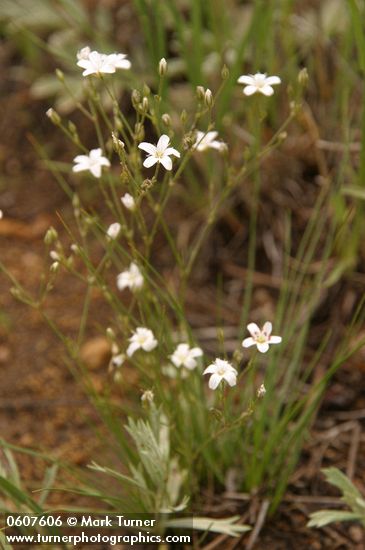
138, 135, 180, 171
170, 343, 203, 370
76, 48, 131, 76
257, 383, 266, 398
203, 358, 238, 390
127, 327, 158, 357
194, 131, 226, 152
116, 262, 143, 292
72, 148, 110, 178
242, 322, 282, 353
121, 193, 136, 211
50, 250, 60, 261
77, 50, 116, 75
141, 389, 154, 403
237, 73, 281, 96
77, 46, 91, 60
111, 353, 125, 368
107, 222, 122, 240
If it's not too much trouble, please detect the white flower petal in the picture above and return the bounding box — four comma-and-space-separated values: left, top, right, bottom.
73, 154, 88, 163
209, 140, 226, 151
82, 67, 96, 76
156, 134, 170, 151
72, 163, 87, 173
260, 85, 274, 96
89, 51, 101, 63
127, 342, 140, 357
247, 323, 260, 337
191, 347, 203, 357
224, 371, 237, 387
164, 147, 181, 158
184, 357, 197, 370
265, 76, 281, 86
116, 274, 128, 290
205, 131, 218, 141
263, 321, 272, 336
142, 339, 158, 352
138, 142, 157, 155
269, 336, 282, 344
257, 342, 270, 353
89, 148, 102, 158
143, 156, 158, 168
171, 356, 181, 368
243, 85, 257, 96
242, 337, 255, 348
160, 155, 172, 171
203, 364, 217, 375
208, 373, 221, 390
89, 164, 102, 178
76, 59, 90, 70
237, 75, 255, 85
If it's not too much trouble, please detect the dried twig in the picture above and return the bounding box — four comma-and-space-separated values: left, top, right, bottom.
245, 499, 270, 550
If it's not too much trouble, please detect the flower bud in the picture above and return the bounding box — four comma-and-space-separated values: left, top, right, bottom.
143, 84, 151, 97
111, 132, 125, 155
114, 371, 123, 382
180, 109, 187, 124
72, 194, 80, 209
121, 193, 136, 211
46, 108, 61, 125
141, 389, 154, 405
10, 287, 21, 299
162, 113, 171, 127
55, 69, 64, 82
70, 243, 79, 254
44, 226, 58, 245
72, 194, 80, 218
204, 88, 213, 108
107, 222, 122, 240
111, 342, 119, 355
298, 67, 309, 87
131, 89, 141, 108
50, 250, 60, 261
196, 86, 205, 100
158, 57, 168, 76
106, 327, 116, 340
221, 64, 229, 80
141, 96, 149, 112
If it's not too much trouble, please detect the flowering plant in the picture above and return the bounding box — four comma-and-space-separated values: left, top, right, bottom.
1, 28, 364, 543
